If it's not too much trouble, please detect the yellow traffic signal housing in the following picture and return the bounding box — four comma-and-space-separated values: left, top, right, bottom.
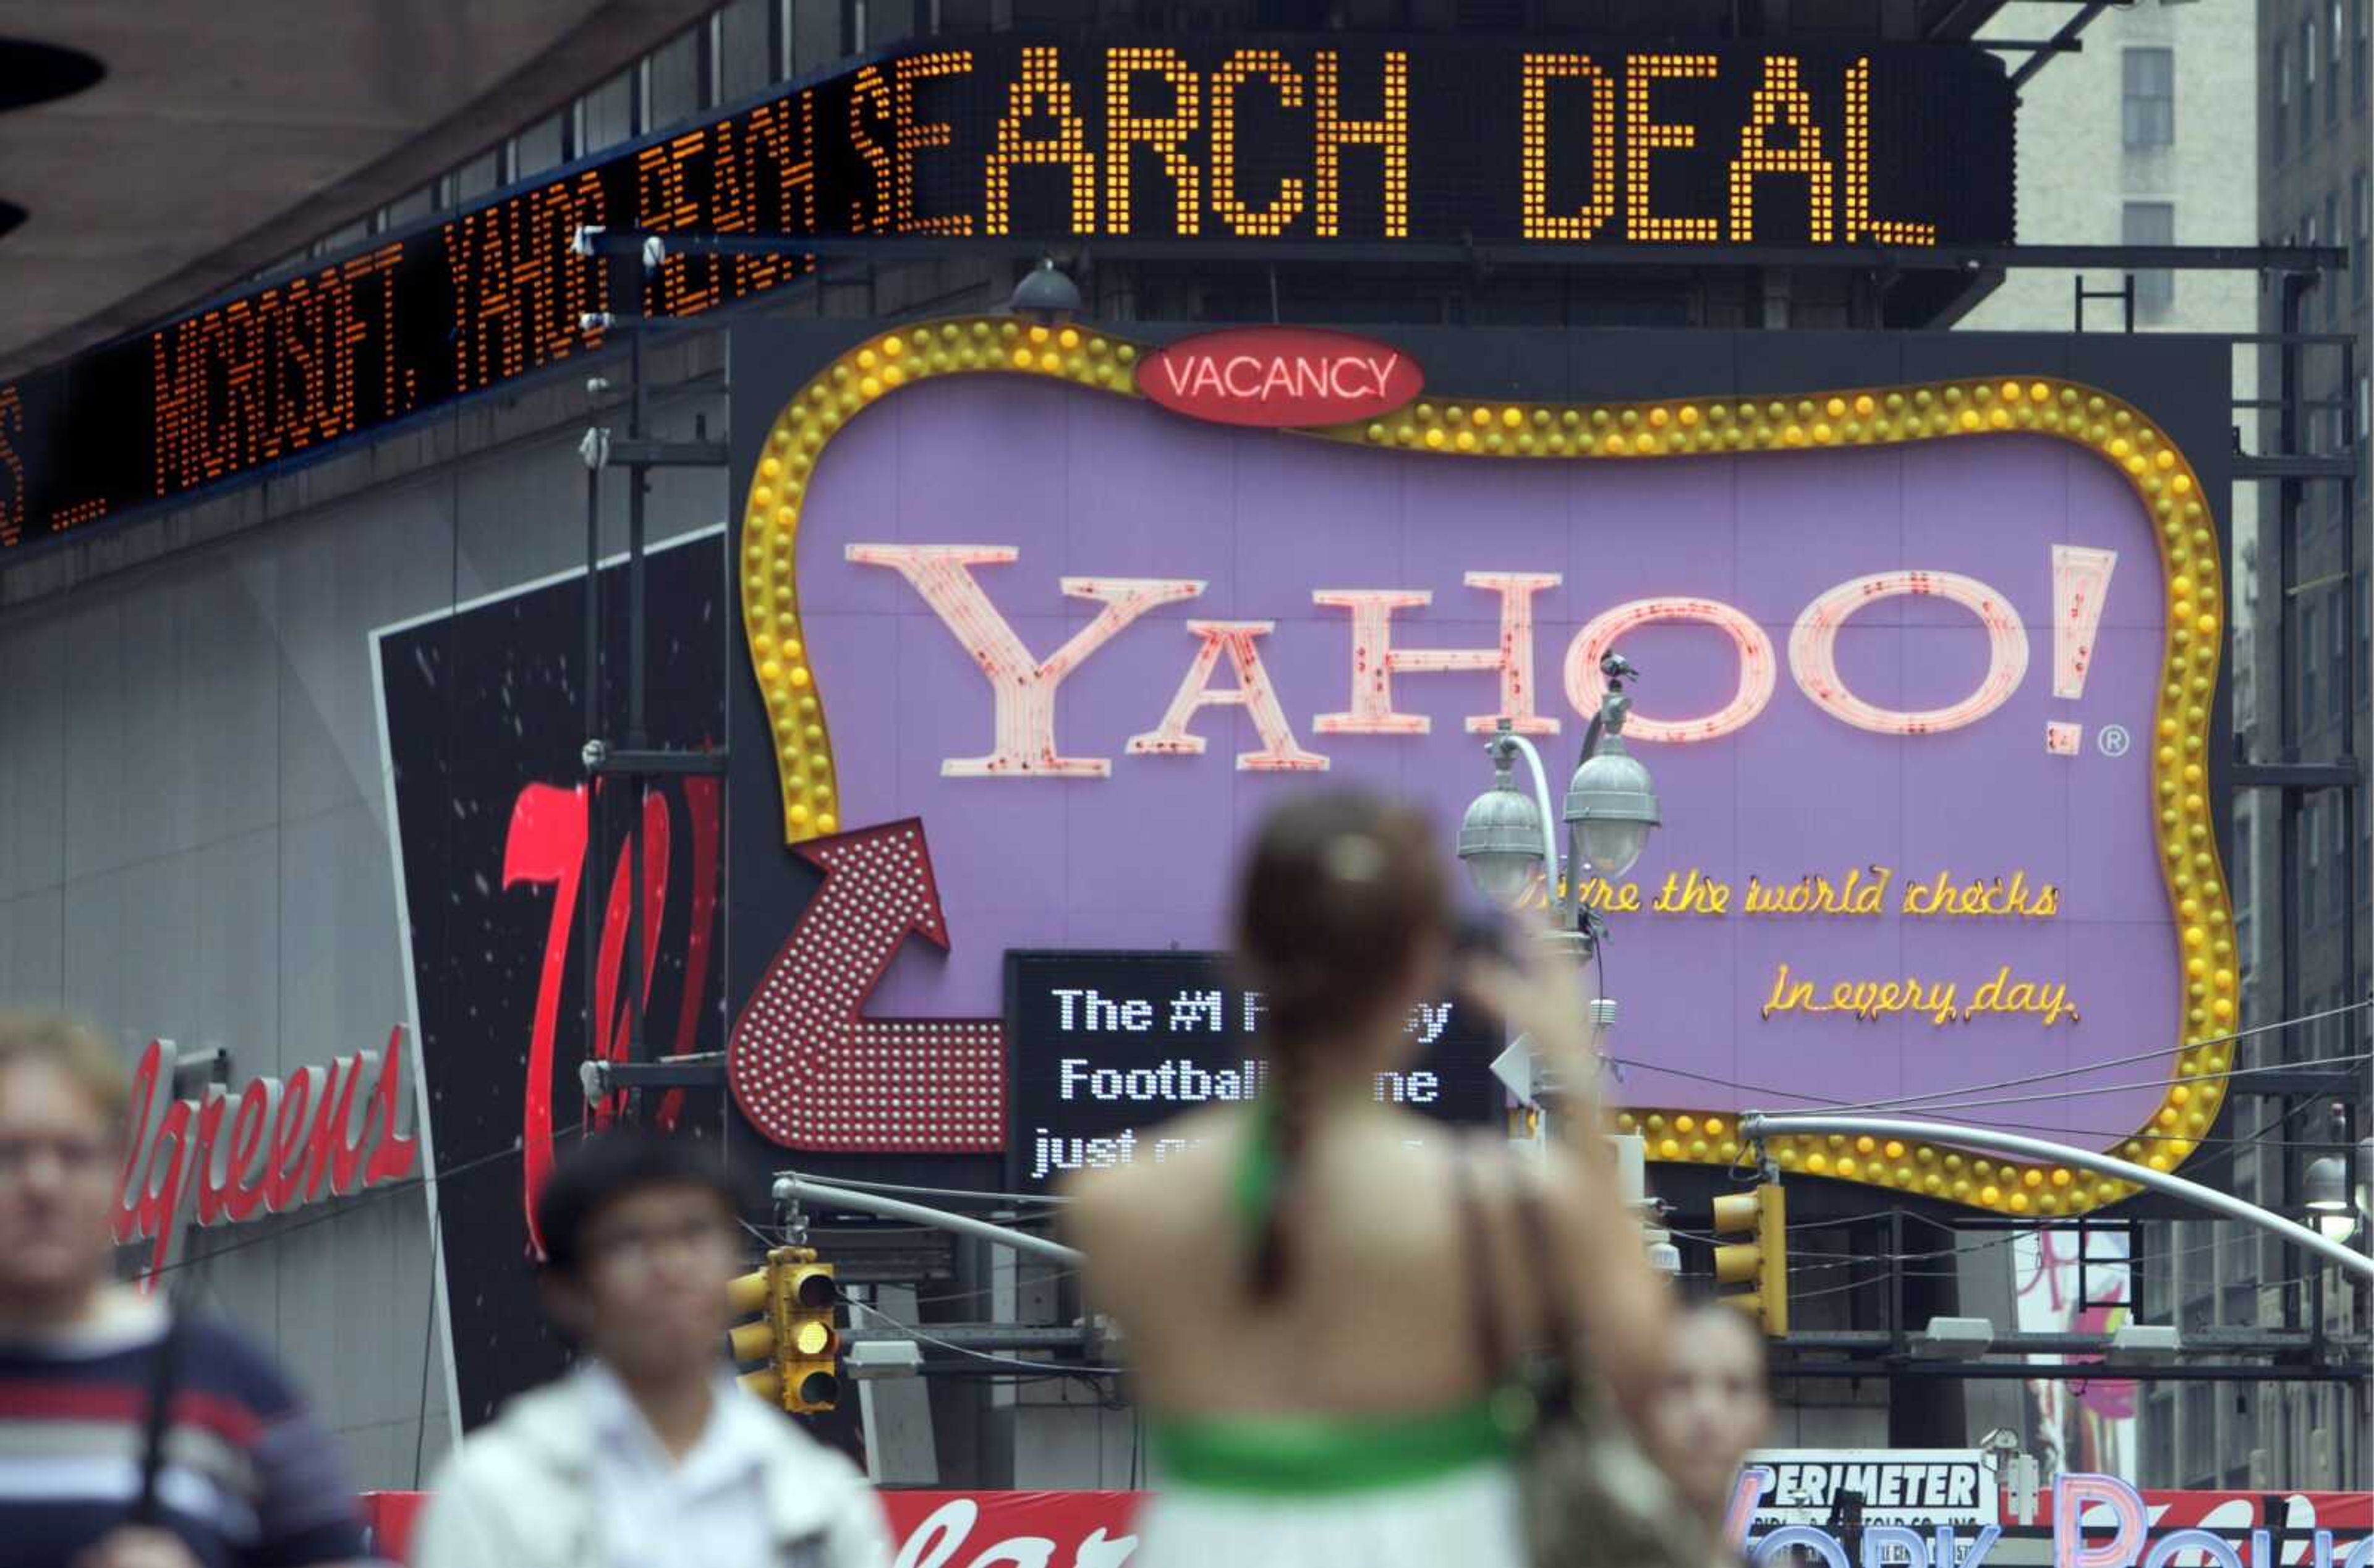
726, 1247, 841, 1412
1711, 1182, 1789, 1337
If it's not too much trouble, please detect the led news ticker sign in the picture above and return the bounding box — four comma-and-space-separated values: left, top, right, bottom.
0, 37, 2009, 556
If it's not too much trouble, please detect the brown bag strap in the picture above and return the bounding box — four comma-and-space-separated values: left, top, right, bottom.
1449, 1143, 1512, 1385
1508, 1177, 1582, 1365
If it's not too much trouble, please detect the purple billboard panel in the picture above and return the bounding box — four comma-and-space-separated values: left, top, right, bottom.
730, 320, 2234, 1217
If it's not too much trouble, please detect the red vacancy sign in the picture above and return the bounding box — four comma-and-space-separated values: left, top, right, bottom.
1135, 327, 1421, 428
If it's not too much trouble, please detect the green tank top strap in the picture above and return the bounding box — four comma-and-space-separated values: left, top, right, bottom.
1151, 1401, 1514, 1494
1230, 1095, 1284, 1243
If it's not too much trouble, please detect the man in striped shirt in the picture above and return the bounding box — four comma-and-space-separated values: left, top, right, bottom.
0, 1014, 371, 1568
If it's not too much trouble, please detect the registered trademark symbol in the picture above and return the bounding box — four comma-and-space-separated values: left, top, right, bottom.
2097, 724, 2131, 758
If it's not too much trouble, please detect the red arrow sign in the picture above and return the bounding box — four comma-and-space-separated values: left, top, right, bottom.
729, 818, 1006, 1151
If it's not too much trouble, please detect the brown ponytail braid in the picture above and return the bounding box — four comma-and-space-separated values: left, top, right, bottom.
1235, 791, 1449, 1303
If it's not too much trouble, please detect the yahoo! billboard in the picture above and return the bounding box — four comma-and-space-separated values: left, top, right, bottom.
723, 320, 2234, 1215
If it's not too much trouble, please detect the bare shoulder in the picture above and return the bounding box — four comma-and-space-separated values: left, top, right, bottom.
1464, 1134, 1599, 1239
1060, 1104, 1244, 1253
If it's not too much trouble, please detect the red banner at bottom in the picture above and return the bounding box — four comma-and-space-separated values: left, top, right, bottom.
361, 1487, 1147, 1566
885, 1491, 1144, 1567
365, 1483, 2374, 1567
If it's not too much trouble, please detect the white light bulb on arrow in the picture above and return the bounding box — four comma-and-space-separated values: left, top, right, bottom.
728, 817, 1008, 1152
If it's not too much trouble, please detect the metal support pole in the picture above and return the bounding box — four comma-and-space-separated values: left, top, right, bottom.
773, 1174, 1085, 1266
2274, 274, 2309, 1342
624, 294, 651, 1096
2008, 0, 2114, 91
1888, 1207, 1906, 1360
582, 465, 603, 1070
2340, 333, 2361, 1038
1740, 1113, 2374, 1279
1486, 727, 1564, 917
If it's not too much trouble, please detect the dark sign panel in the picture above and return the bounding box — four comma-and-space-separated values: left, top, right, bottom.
0, 38, 2010, 556
1004, 951, 1504, 1190
377, 532, 729, 1427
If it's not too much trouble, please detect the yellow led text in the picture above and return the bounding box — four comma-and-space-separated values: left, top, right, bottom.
1899, 870, 2060, 918
1651, 869, 1731, 914
1741, 867, 1891, 916
1762, 962, 2078, 1027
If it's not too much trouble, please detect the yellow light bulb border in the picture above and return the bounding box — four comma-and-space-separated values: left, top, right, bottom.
739, 320, 2233, 1218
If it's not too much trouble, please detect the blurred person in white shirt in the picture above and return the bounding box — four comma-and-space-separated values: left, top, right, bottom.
414, 1132, 888, 1568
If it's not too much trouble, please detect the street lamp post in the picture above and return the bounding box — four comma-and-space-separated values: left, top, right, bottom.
2304, 1153, 2361, 1242
1459, 655, 1670, 1269
1457, 652, 1661, 955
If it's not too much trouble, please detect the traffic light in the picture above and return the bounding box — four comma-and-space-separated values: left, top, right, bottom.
726, 1246, 841, 1412
1711, 1180, 1789, 1337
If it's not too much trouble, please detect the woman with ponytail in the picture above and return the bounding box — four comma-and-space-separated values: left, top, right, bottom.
1066, 790, 1673, 1568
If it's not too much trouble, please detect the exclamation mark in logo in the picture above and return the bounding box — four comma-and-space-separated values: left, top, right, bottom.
2046, 545, 2118, 755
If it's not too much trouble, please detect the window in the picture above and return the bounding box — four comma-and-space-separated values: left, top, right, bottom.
2357, 0, 2368, 110
2305, 19, 2318, 142
2334, 584, 2352, 726
581, 69, 636, 152
2360, 569, 2370, 693
2183, 1384, 2217, 1485
2125, 202, 2176, 314
2329, 193, 2344, 322
2234, 808, 2258, 933
2278, 40, 2293, 161
380, 185, 433, 231
645, 27, 707, 129
2329, 786, 2351, 923
2305, 600, 2322, 737
2125, 48, 2176, 146
2261, 1161, 2288, 1275
2355, 174, 2369, 301
446, 151, 498, 206
2336, 0, 2349, 121
2221, 1221, 2257, 1292
2146, 1405, 2177, 1486
513, 112, 566, 180
2305, 796, 2326, 930
717, 0, 778, 103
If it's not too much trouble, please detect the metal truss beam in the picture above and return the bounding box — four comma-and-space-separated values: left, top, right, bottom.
647, 232, 2346, 277
1774, 1359, 2370, 1384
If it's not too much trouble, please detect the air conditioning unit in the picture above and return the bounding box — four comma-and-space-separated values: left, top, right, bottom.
2108, 1323, 2181, 1366
1911, 1317, 1995, 1358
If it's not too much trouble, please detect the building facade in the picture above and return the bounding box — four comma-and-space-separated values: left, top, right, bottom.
2205, 0, 2373, 1496
1954, 0, 2359, 1492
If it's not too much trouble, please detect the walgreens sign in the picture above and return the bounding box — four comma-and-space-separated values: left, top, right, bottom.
113, 1030, 420, 1276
